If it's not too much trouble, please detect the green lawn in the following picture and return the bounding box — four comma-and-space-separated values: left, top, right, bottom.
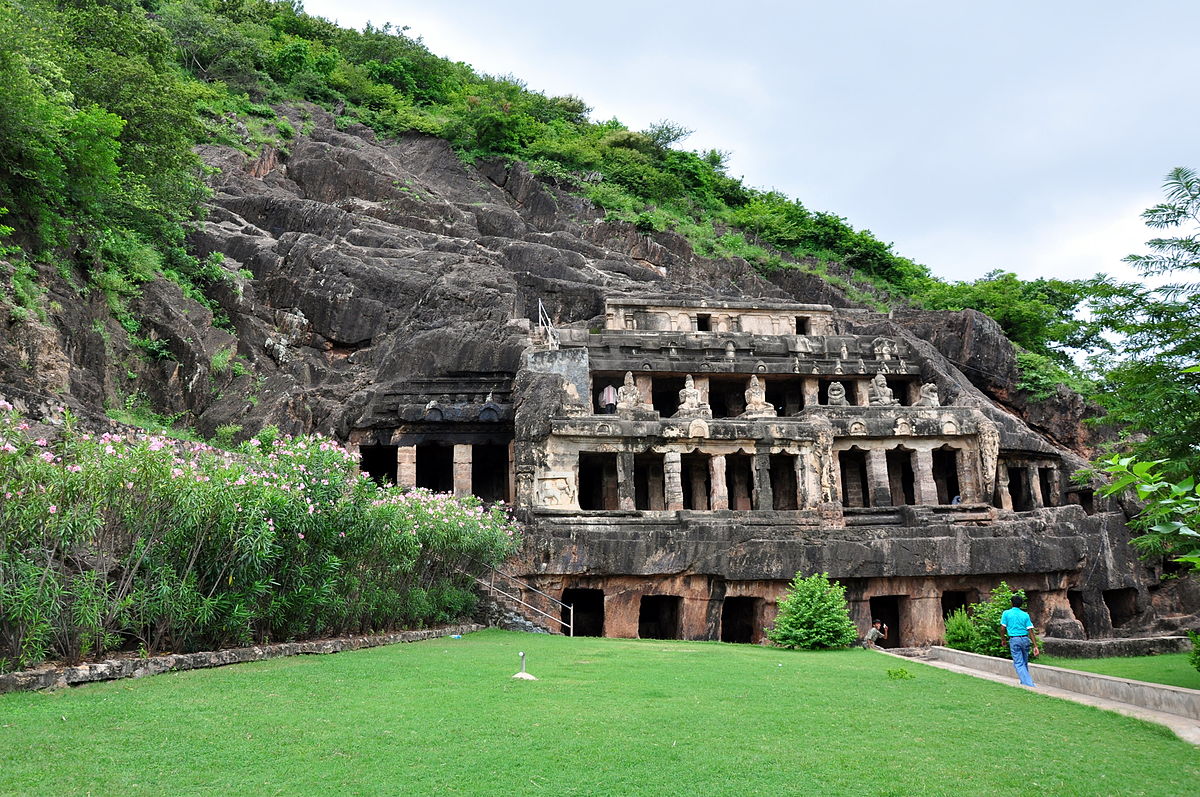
1038, 652, 1200, 690
2, 630, 1197, 796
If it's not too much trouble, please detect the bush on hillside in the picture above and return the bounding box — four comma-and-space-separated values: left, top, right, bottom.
766, 572, 857, 650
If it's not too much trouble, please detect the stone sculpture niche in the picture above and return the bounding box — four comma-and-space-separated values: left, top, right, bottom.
867, 373, 899, 406
673, 374, 712, 420
616, 371, 642, 415
740, 375, 777, 418
913, 382, 940, 408
826, 381, 850, 407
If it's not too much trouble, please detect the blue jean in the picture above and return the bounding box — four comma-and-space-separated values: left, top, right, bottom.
1009, 636, 1035, 687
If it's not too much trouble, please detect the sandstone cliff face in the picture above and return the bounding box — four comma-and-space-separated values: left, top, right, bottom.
0, 103, 1093, 457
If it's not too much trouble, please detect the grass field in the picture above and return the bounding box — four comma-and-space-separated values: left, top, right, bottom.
2, 630, 1198, 796
1037, 652, 1200, 690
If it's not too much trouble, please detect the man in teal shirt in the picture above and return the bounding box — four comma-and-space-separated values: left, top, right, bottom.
999, 595, 1040, 687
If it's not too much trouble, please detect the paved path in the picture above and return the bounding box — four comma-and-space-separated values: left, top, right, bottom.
879, 648, 1200, 745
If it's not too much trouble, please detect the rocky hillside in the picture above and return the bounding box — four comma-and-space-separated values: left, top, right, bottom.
0, 102, 1103, 457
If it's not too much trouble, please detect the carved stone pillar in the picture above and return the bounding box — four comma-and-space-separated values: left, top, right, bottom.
1043, 466, 1059, 507
664, 451, 684, 511
1027, 465, 1044, 509
867, 447, 892, 507
453, 444, 472, 497
914, 448, 938, 505
752, 450, 772, 510
853, 379, 870, 407
797, 446, 821, 508
507, 441, 516, 504
617, 451, 636, 510
397, 445, 417, 488
996, 464, 1013, 510
802, 378, 819, 409
957, 447, 979, 503
903, 594, 945, 646
709, 454, 729, 510
693, 375, 710, 405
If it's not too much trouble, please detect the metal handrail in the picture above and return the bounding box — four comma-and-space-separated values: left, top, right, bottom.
463, 559, 574, 636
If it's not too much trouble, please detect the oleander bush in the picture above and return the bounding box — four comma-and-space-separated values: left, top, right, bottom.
0, 404, 519, 672
766, 572, 857, 650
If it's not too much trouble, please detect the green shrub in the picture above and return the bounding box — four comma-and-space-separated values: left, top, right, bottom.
766, 572, 857, 650
1188, 630, 1200, 674
942, 582, 1026, 658
943, 607, 977, 652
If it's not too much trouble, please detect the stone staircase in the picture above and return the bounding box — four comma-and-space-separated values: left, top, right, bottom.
464, 561, 574, 636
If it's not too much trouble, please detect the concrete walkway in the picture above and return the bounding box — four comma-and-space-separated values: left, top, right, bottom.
880, 647, 1200, 745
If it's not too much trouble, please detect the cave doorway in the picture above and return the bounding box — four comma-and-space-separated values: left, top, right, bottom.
708, 378, 746, 418
941, 590, 972, 618
416, 443, 453, 492
721, 597, 761, 644
1009, 466, 1033, 511
651, 376, 685, 417
1103, 588, 1138, 628
1068, 590, 1091, 635
634, 452, 666, 510
360, 444, 397, 485
471, 443, 509, 502
886, 447, 916, 506
639, 595, 682, 640
1039, 467, 1056, 507
682, 452, 712, 510
932, 447, 960, 504
562, 588, 605, 637
578, 452, 619, 511
868, 595, 903, 648
839, 448, 870, 508
725, 452, 754, 510
765, 377, 804, 415
770, 454, 799, 510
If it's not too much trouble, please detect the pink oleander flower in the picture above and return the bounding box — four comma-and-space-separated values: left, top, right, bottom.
297, 533, 304, 539
34, 439, 47, 447
48, 505, 57, 514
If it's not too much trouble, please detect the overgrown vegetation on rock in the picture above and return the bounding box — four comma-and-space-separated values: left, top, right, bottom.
0, 404, 518, 672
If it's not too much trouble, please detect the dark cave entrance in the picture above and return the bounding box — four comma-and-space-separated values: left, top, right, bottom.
359, 444, 397, 485
725, 452, 754, 510
1039, 467, 1056, 507
868, 595, 903, 648
471, 443, 508, 502
578, 452, 619, 511
886, 447, 916, 506
770, 454, 798, 510
941, 590, 972, 618
416, 443, 453, 492
682, 452, 712, 510
639, 595, 682, 640
708, 378, 746, 418
721, 597, 760, 644
635, 452, 666, 510
651, 376, 686, 417
932, 447, 960, 504
1103, 588, 1138, 628
562, 588, 605, 637
839, 448, 870, 508
1008, 466, 1033, 511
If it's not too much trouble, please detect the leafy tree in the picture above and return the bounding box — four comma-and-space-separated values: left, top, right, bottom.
1088, 167, 1200, 471
1097, 456, 1200, 569
766, 572, 857, 650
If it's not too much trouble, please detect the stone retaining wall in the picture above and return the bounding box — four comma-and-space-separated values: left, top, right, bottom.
1041, 635, 1192, 658
927, 645, 1200, 721
0, 624, 483, 694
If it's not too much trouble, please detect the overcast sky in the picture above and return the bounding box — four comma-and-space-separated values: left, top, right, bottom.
302, 1, 1198, 284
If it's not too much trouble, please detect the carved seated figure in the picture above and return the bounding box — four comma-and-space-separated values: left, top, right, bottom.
868, 373, 899, 406
616, 371, 642, 415
740, 374, 777, 418
913, 381, 940, 408
673, 374, 712, 419
826, 380, 850, 407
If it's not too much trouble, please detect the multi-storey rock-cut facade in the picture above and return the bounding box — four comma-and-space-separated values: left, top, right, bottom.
355, 296, 1171, 646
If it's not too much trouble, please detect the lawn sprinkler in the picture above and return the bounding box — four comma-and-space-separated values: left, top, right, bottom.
512, 650, 537, 681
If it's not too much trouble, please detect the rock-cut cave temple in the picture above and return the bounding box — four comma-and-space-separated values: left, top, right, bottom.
350, 296, 1164, 646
